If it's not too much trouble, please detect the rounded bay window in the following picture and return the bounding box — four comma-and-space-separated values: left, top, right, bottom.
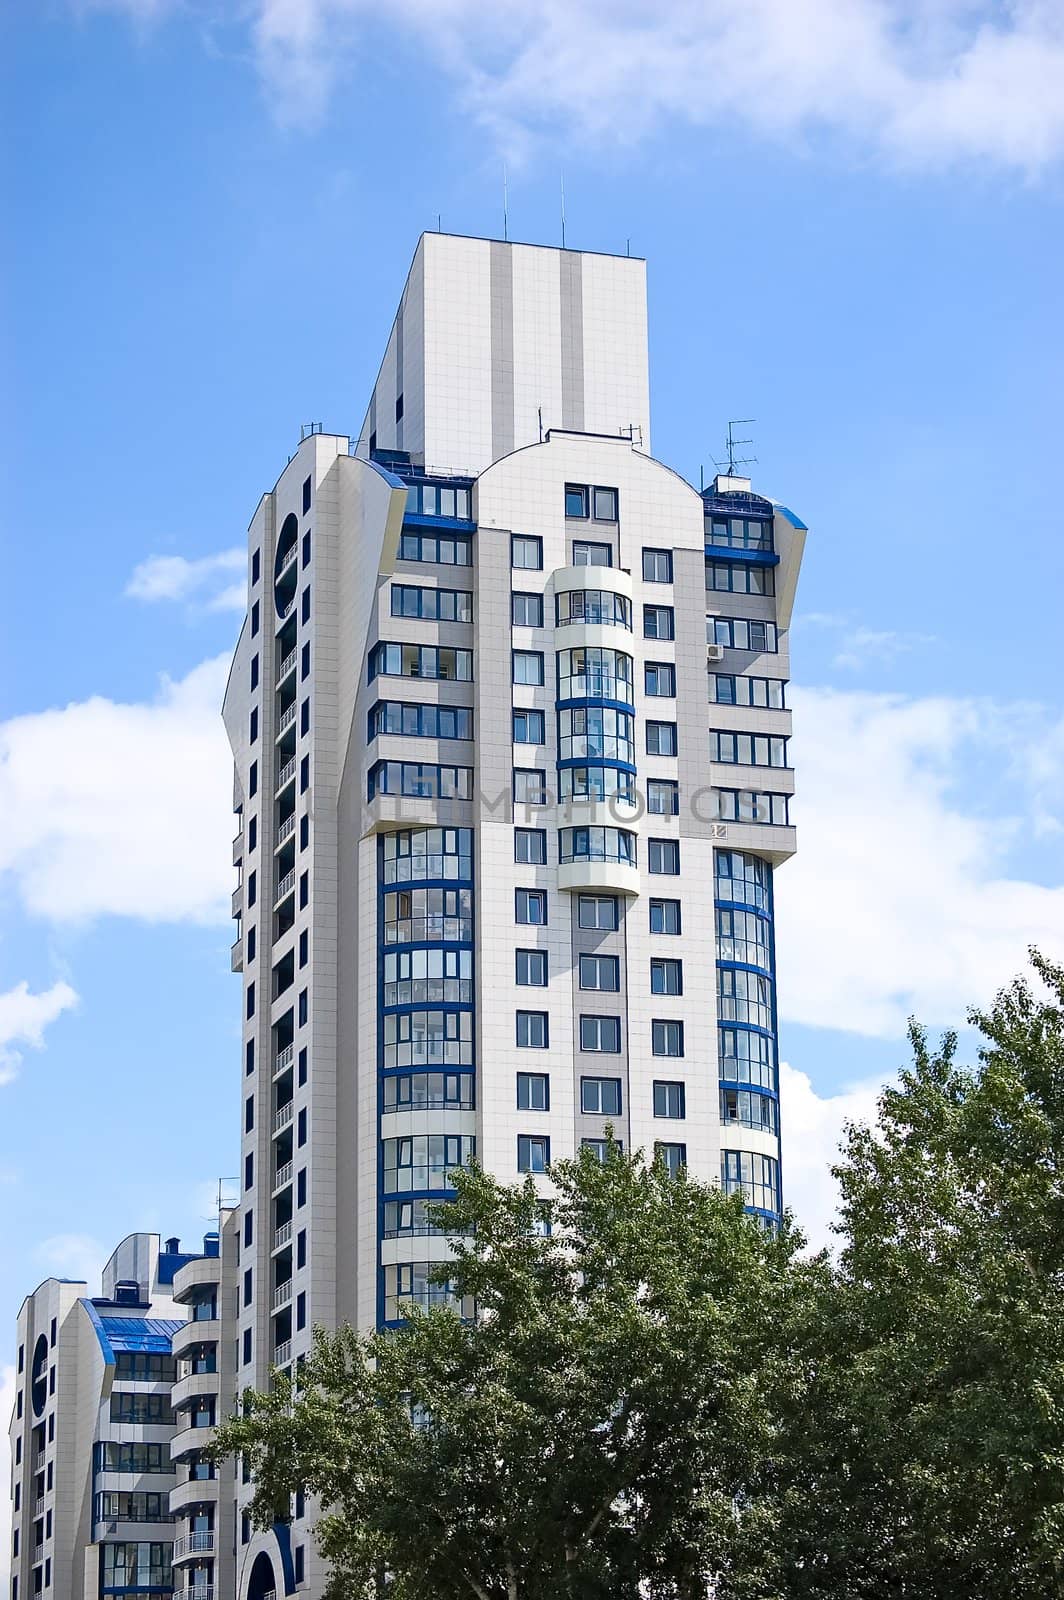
555, 588, 632, 629
559, 826, 636, 866
556, 646, 634, 706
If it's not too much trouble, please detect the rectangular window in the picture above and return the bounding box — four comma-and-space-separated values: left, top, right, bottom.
369, 643, 474, 682
244, 1095, 254, 1132
250, 654, 259, 690
302, 532, 311, 567
516, 949, 548, 986
513, 709, 545, 744
512, 591, 544, 627
301, 587, 310, 623
514, 828, 547, 865
581, 1075, 622, 1113
650, 958, 683, 995
370, 701, 474, 742
513, 768, 547, 805
706, 560, 774, 596
398, 531, 473, 566
652, 1019, 684, 1057
708, 674, 786, 709
646, 779, 679, 816
577, 895, 617, 931
516, 888, 547, 925
517, 1072, 549, 1111
655, 1141, 687, 1178
582, 1138, 619, 1162
518, 1134, 550, 1173
646, 721, 677, 756
390, 585, 473, 622
642, 548, 672, 583
648, 839, 680, 875
301, 641, 310, 679
643, 605, 674, 640
300, 699, 310, 736
249, 707, 258, 743
252, 549, 260, 585
715, 790, 791, 826
512, 650, 545, 686
592, 486, 618, 522
565, 483, 589, 518
579, 953, 619, 991
707, 616, 778, 653
711, 731, 789, 768
654, 1080, 686, 1119
572, 539, 612, 567
511, 534, 543, 570
251, 599, 260, 637
368, 762, 475, 801
645, 662, 675, 697
516, 1011, 549, 1048
302, 474, 312, 513
579, 1017, 621, 1055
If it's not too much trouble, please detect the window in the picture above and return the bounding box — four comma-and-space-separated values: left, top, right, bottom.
249, 707, 258, 743
642, 548, 672, 583
518, 1134, 550, 1173
705, 515, 773, 552
383, 1134, 474, 1193
513, 768, 547, 805
719, 1027, 776, 1091
299, 929, 308, 967
557, 645, 635, 704
303, 530, 311, 565
571, 540, 612, 567
512, 592, 543, 627
249, 760, 258, 798
581, 1075, 622, 1113
651, 958, 683, 995
721, 1149, 780, 1214
302, 474, 312, 513
577, 894, 617, 930
559, 765, 635, 804
247, 869, 256, 907
579, 954, 620, 991
368, 762, 474, 801
399, 531, 473, 566
301, 587, 310, 623
646, 721, 677, 757
721, 1086, 778, 1134
646, 779, 679, 816
708, 674, 786, 709
250, 654, 259, 690
706, 561, 774, 595
252, 549, 260, 585
652, 1019, 684, 1057
716, 906, 772, 970
565, 483, 589, 518
246, 982, 255, 1019
655, 1142, 687, 1178
582, 1138, 619, 1162
516, 949, 548, 987
516, 1011, 548, 1048
244, 1095, 254, 1133
556, 589, 630, 628
370, 701, 474, 742
706, 617, 778, 653
643, 604, 674, 640
511, 535, 543, 570
301, 641, 310, 679
715, 790, 790, 826
715, 850, 772, 912
403, 482, 473, 520
369, 642, 473, 682
711, 731, 789, 767
593, 486, 618, 521
512, 650, 545, 686
654, 1080, 686, 1119
251, 599, 260, 636
579, 1018, 621, 1055
514, 828, 547, 865
717, 967, 774, 1029
648, 839, 680, 875
517, 1072, 549, 1111
645, 662, 675, 697
391, 585, 473, 622
513, 709, 545, 744
558, 705, 634, 763
516, 888, 547, 925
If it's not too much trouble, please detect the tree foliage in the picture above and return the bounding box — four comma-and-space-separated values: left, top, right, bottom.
215, 954, 1064, 1600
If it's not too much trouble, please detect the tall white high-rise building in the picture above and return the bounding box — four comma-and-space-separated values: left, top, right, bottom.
222, 232, 806, 1599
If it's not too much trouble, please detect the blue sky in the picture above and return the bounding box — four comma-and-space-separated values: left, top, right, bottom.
2, 1, 1064, 1540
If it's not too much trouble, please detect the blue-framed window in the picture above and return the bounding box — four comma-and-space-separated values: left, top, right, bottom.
579, 1019, 622, 1056
383, 948, 472, 1006
557, 645, 635, 704
517, 1072, 549, 1111
382, 885, 472, 944
582, 1137, 621, 1162
516, 888, 547, 925
370, 701, 473, 741
648, 839, 680, 875
718, 967, 773, 1029
707, 617, 778, 653
721, 1149, 780, 1213
652, 1019, 684, 1057
398, 530, 472, 565
558, 766, 635, 804
711, 730, 788, 767
581, 1074, 621, 1112
559, 826, 636, 866
101, 1542, 172, 1591
655, 1141, 687, 1178
715, 790, 790, 826
705, 516, 774, 552
382, 1133, 474, 1193
642, 548, 673, 583
516, 949, 548, 986
646, 720, 677, 756
516, 1010, 549, 1048
369, 642, 473, 682
720, 1086, 778, 1134
579, 953, 620, 991
404, 482, 473, 519
719, 1027, 776, 1091
383, 1198, 469, 1239
391, 584, 473, 621
715, 850, 772, 912
518, 1133, 550, 1172
511, 534, 543, 570
716, 907, 772, 970
556, 589, 631, 629
558, 705, 634, 763
512, 591, 544, 627
709, 674, 786, 709
512, 650, 545, 686
643, 604, 674, 640
381, 827, 472, 885
382, 1067, 474, 1106
645, 661, 675, 697
649, 897, 681, 934
706, 562, 775, 595
383, 1261, 473, 1321
368, 762, 473, 801
653, 1080, 686, 1119
650, 958, 683, 996
513, 709, 546, 744
647, 779, 679, 816
514, 828, 547, 865
514, 768, 548, 805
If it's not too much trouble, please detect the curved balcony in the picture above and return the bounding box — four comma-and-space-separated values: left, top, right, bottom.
171, 1257, 222, 1306
171, 1320, 220, 1361
557, 826, 640, 897
552, 564, 634, 651
171, 1372, 219, 1413
171, 1424, 216, 1463
169, 1476, 220, 1514
173, 1531, 216, 1565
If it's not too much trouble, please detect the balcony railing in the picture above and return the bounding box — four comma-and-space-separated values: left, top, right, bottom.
272, 1281, 292, 1310
274, 1043, 294, 1074
277, 703, 297, 734
173, 1588, 214, 1600
277, 648, 297, 682
274, 1160, 293, 1189
276, 813, 296, 844
34, 1495, 45, 1515
274, 1103, 293, 1132
276, 757, 296, 791
273, 1221, 292, 1251
173, 1531, 215, 1559
274, 1341, 292, 1366
274, 869, 295, 904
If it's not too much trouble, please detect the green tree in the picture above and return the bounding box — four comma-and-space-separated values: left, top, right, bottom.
214, 1143, 821, 1600
779, 951, 1064, 1599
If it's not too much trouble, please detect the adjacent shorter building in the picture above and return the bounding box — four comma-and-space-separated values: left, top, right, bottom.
7, 1227, 237, 1600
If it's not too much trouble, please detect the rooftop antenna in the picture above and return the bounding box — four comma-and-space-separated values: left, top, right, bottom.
503, 165, 509, 242
713, 418, 758, 478
626, 238, 631, 257
437, 213, 442, 233
560, 171, 566, 249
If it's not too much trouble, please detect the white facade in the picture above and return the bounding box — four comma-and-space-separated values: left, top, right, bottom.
219, 232, 806, 1599
7, 1232, 233, 1600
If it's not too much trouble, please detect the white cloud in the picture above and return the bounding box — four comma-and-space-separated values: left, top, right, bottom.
798, 611, 936, 671
780, 1059, 882, 1250
0, 656, 234, 924
239, 0, 1064, 172
0, 1365, 13, 1592
125, 549, 247, 614
34, 1233, 106, 1288
776, 687, 1064, 1037
0, 981, 79, 1086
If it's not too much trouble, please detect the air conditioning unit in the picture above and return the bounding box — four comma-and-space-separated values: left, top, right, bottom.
706, 643, 726, 663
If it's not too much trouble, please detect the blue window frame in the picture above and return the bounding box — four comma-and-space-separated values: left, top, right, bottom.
370, 701, 473, 741
513, 709, 546, 744
391, 584, 473, 621
398, 531, 472, 565
518, 1134, 550, 1173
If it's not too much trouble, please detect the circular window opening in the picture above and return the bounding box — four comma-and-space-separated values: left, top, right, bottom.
274, 514, 300, 619
31, 1333, 48, 1419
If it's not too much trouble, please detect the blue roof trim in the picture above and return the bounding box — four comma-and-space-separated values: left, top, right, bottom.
157, 1250, 197, 1286
704, 546, 780, 567
771, 503, 808, 531
363, 458, 407, 491
97, 1316, 184, 1354
83, 1299, 116, 1365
